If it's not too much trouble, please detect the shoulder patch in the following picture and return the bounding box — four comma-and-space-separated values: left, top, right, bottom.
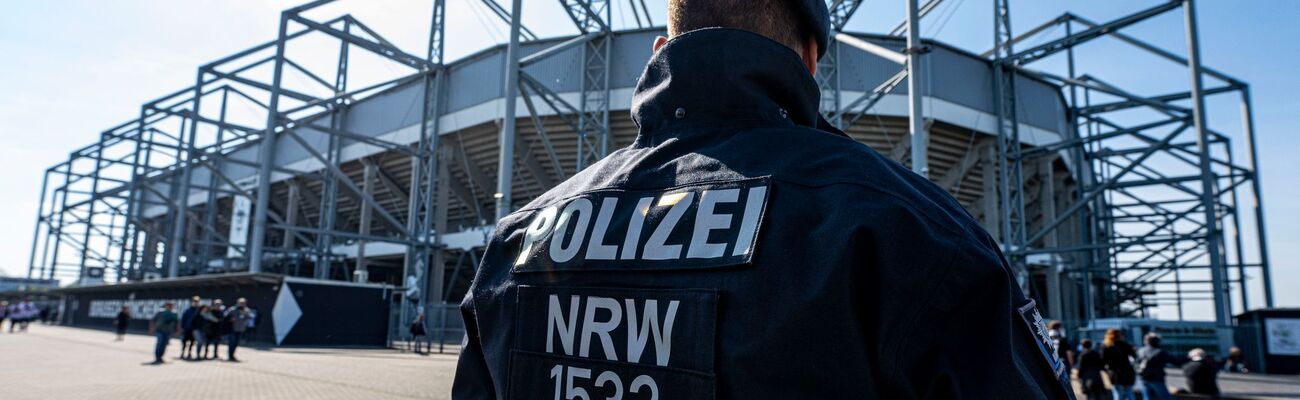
511, 178, 770, 273
1017, 299, 1066, 379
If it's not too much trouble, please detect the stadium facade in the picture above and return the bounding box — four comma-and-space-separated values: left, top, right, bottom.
26, 0, 1273, 341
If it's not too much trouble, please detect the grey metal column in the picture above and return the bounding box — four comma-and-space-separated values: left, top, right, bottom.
1041, 159, 1063, 319
1182, 0, 1230, 325
1225, 144, 1249, 312
27, 168, 51, 279
48, 166, 71, 279
249, 12, 293, 273
79, 143, 105, 281
283, 181, 300, 251
126, 113, 157, 277
316, 20, 352, 280
355, 160, 375, 282
399, 0, 447, 345
905, 0, 928, 177
166, 69, 207, 276
198, 89, 229, 271
495, 0, 523, 221
1238, 86, 1273, 307
980, 146, 1000, 239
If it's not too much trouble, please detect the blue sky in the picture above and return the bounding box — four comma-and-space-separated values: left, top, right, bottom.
1, 1, 1295, 320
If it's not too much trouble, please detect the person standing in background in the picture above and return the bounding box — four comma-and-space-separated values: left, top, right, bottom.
1136, 333, 1178, 400
1076, 339, 1106, 400
1102, 329, 1138, 400
224, 298, 251, 362
409, 312, 428, 354
147, 302, 180, 365
192, 304, 212, 360
0, 301, 9, 332
1048, 321, 1076, 373
179, 296, 201, 360
1224, 346, 1249, 373
113, 305, 131, 341
245, 306, 258, 336
208, 299, 224, 359
1183, 348, 1220, 398
18, 298, 38, 332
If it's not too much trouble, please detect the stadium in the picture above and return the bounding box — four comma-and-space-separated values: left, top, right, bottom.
22, 0, 1276, 359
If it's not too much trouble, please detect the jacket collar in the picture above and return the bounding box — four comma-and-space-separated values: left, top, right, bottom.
630, 28, 843, 145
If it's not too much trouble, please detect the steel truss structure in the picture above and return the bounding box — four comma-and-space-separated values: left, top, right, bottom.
989, 0, 1273, 330
27, 0, 1272, 341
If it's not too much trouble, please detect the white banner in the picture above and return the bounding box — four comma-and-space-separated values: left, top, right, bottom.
1266, 318, 1300, 356
89, 298, 198, 320
228, 194, 252, 258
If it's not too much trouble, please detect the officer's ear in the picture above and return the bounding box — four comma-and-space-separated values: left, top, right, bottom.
652, 36, 669, 53
802, 35, 818, 75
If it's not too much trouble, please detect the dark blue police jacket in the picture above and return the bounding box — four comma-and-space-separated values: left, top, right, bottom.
453, 28, 1073, 399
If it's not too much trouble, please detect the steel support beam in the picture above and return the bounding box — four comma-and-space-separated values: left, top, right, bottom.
248, 12, 291, 274
495, 0, 523, 221
905, 0, 928, 177
1182, 0, 1230, 326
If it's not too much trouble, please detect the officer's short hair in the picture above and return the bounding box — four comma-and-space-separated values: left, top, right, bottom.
667, 0, 813, 53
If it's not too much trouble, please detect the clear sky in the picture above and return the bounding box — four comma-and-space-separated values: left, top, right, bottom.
1, 1, 1295, 320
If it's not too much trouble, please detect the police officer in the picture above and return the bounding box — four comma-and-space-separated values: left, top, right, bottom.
453, 1, 1073, 398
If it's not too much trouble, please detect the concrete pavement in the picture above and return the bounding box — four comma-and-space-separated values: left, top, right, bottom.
0, 324, 458, 400
4, 324, 1299, 399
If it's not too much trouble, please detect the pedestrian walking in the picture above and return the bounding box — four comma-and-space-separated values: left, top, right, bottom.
192, 304, 212, 360
113, 305, 131, 341
224, 297, 252, 362
1183, 348, 1220, 398
1102, 329, 1138, 400
7, 299, 32, 333
1223, 346, 1249, 373
1136, 333, 1178, 400
147, 302, 180, 365
245, 306, 258, 336
1049, 321, 1076, 372
409, 313, 428, 354
208, 299, 224, 359
1076, 339, 1106, 400
0, 301, 9, 332
16, 299, 37, 332
179, 296, 201, 359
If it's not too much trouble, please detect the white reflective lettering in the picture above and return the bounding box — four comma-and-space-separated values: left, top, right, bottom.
515, 206, 559, 266
642, 192, 695, 260
550, 199, 594, 263
566, 366, 592, 400
578, 296, 622, 361
625, 299, 679, 366
547, 295, 581, 355
595, 371, 623, 400
732, 186, 768, 256
585, 197, 620, 260
630, 375, 659, 400
621, 197, 654, 260
687, 188, 738, 259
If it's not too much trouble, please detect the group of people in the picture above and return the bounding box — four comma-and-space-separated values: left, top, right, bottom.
0, 299, 44, 333
116, 296, 256, 365
1056, 325, 1248, 400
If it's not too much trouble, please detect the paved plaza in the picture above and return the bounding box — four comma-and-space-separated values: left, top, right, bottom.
0, 324, 459, 399
3, 324, 1300, 399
